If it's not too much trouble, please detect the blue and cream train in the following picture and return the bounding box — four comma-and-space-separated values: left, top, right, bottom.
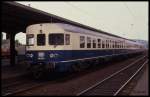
26, 23, 144, 78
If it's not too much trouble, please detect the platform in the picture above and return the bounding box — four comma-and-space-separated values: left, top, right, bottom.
130, 63, 149, 96
1, 58, 28, 82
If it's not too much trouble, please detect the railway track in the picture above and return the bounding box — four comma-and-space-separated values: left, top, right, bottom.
2, 79, 44, 96
2, 71, 75, 96
2, 54, 147, 96
77, 55, 148, 96
2, 75, 66, 96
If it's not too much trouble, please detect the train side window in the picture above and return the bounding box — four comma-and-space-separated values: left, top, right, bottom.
120, 42, 121, 48
109, 40, 110, 48
109, 40, 111, 48
108, 40, 110, 48
93, 39, 96, 48
106, 40, 108, 48
117, 41, 119, 48
37, 34, 45, 46
115, 41, 117, 48
105, 40, 107, 48
87, 37, 91, 48
106, 40, 109, 48
107, 40, 108, 48
80, 36, 85, 48
116, 41, 118, 48
102, 40, 105, 48
65, 34, 70, 45
112, 41, 114, 48
97, 39, 101, 48
108, 40, 109, 48
123, 42, 124, 48
26, 34, 34, 46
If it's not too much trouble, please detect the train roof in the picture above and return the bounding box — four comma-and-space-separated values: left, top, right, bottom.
55, 23, 136, 42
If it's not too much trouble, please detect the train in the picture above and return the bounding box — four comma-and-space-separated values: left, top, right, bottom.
25, 23, 144, 78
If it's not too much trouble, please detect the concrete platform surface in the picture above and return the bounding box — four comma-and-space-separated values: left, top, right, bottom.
1, 63, 28, 80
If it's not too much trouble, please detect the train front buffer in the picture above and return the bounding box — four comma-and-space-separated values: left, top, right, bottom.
26, 51, 60, 71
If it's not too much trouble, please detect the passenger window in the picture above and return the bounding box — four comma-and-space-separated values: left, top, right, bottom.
105, 40, 107, 48
97, 39, 101, 48
65, 34, 70, 45
109, 40, 111, 48
112, 41, 114, 48
108, 40, 110, 48
117, 41, 118, 48
121, 42, 122, 48
37, 34, 45, 46
117, 42, 119, 48
80, 36, 85, 48
106, 40, 108, 48
120, 42, 121, 48
124, 42, 125, 48
115, 41, 117, 48
87, 37, 91, 48
93, 39, 96, 48
102, 40, 105, 48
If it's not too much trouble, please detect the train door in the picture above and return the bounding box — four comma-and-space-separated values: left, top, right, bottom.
64, 33, 72, 61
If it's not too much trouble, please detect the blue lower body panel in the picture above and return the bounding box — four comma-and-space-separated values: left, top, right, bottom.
26, 49, 137, 72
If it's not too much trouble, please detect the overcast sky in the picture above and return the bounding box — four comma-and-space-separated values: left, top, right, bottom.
6, 1, 148, 44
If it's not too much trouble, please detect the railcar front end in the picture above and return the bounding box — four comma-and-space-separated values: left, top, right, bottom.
26, 23, 73, 78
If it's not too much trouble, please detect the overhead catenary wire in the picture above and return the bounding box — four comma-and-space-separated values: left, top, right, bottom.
124, 2, 148, 40
65, 2, 107, 31
123, 2, 137, 39
123, 2, 136, 21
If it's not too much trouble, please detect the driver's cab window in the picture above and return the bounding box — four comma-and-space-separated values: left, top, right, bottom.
49, 33, 64, 45
37, 34, 45, 46
26, 34, 34, 46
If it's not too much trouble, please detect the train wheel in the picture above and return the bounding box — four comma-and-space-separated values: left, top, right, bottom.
72, 63, 82, 72
72, 61, 90, 72
31, 65, 45, 79
85, 60, 92, 68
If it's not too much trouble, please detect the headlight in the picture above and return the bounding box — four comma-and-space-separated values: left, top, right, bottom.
26, 53, 33, 58
49, 53, 59, 58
